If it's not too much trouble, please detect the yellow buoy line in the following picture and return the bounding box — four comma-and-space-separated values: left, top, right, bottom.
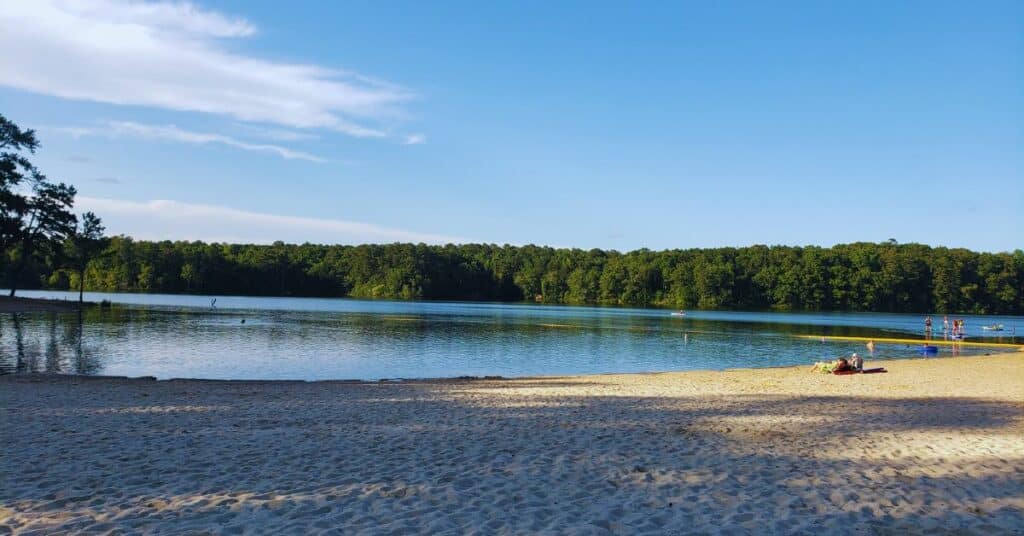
797, 334, 1023, 350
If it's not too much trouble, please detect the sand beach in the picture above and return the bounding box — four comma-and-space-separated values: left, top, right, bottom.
2, 352, 1022, 534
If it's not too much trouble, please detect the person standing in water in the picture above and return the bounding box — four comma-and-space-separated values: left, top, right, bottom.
924, 315, 933, 340
866, 340, 876, 356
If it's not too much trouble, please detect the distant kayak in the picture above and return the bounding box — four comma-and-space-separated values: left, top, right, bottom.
982, 324, 1004, 331
670, 311, 686, 317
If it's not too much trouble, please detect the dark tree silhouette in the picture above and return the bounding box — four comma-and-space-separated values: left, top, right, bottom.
0, 114, 43, 267
66, 212, 107, 303
0, 114, 78, 296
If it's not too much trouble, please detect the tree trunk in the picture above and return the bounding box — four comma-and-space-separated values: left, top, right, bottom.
78, 266, 85, 303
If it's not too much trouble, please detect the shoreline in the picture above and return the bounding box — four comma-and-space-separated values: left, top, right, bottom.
0, 295, 86, 313
3, 350, 1020, 385
8, 288, 1023, 317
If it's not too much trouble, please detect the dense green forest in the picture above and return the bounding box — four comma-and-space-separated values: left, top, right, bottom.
3, 113, 1021, 314
15, 238, 1024, 314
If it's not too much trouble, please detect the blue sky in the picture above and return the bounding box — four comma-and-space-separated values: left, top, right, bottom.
1, 1, 1021, 251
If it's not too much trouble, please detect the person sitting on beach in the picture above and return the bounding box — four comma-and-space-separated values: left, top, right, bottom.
849, 353, 863, 372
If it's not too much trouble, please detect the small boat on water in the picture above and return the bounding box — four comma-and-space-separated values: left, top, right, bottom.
982, 324, 1004, 331
670, 311, 686, 317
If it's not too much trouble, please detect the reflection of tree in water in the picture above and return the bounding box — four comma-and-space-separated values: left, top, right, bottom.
5, 313, 40, 373
45, 313, 64, 373
0, 315, 14, 374
62, 311, 103, 375
0, 311, 105, 376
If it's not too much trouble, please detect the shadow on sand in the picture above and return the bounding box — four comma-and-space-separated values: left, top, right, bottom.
1, 377, 1022, 534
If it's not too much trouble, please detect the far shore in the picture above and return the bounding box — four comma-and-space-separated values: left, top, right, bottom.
0, 295, 86, 313
2, 352, 1021, 533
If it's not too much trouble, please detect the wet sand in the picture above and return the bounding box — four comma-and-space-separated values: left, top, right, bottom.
1, 352, 1022, 534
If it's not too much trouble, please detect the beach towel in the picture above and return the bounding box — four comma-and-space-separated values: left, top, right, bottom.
833, 367, 887, 375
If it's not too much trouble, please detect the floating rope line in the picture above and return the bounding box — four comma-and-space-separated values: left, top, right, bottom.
797, 334, 1023, 350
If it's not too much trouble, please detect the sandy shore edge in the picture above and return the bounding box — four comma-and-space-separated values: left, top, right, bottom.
3, 349, 1020, 386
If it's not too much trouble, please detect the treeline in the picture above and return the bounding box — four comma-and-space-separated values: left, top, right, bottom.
20, 238, 1024, 314
2, 114, 107, 302
5, 113, 1020, 314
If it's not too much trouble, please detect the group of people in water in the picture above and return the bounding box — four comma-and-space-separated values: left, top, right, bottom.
924, 315, 966, 340
813, 314, 974, 374
809, 312, 994, 375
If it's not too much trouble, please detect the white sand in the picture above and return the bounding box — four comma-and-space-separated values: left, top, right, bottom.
1, 353, 1022, 534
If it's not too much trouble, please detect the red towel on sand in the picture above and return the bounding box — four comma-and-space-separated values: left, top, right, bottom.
833, 367, 887, 375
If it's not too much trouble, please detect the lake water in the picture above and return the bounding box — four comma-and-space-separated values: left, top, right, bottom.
2, 290, 1020, 380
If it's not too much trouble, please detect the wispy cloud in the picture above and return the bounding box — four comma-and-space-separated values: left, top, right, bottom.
403, 133, 427, 145
56, 121, 326, 162
231, 124, 320, 142
76, 197, 468, 245
0, 1, 414, 138
68, 0, 256, 38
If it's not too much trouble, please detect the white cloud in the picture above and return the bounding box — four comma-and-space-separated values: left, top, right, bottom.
403, 133, 426, 145
77, 197, 468, 245
63, 0, 256, 37
0, 1, 413, 137
231, 124, 319, 142
56, 121, 326, 162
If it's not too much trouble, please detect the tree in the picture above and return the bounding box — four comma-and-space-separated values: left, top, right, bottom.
1, 114, 42, 267
0, 114, 78, 296
7, 180, 77, 296
66, 212, 107, 303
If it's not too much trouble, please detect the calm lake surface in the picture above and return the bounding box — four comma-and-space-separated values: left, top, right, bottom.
2, 290, 1020, 380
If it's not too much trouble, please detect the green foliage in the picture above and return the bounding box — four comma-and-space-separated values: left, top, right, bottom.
9, 239, 1021, 314
65, 211, 107, 302
1, 113, 78, 295
1, 115, 1018, 314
